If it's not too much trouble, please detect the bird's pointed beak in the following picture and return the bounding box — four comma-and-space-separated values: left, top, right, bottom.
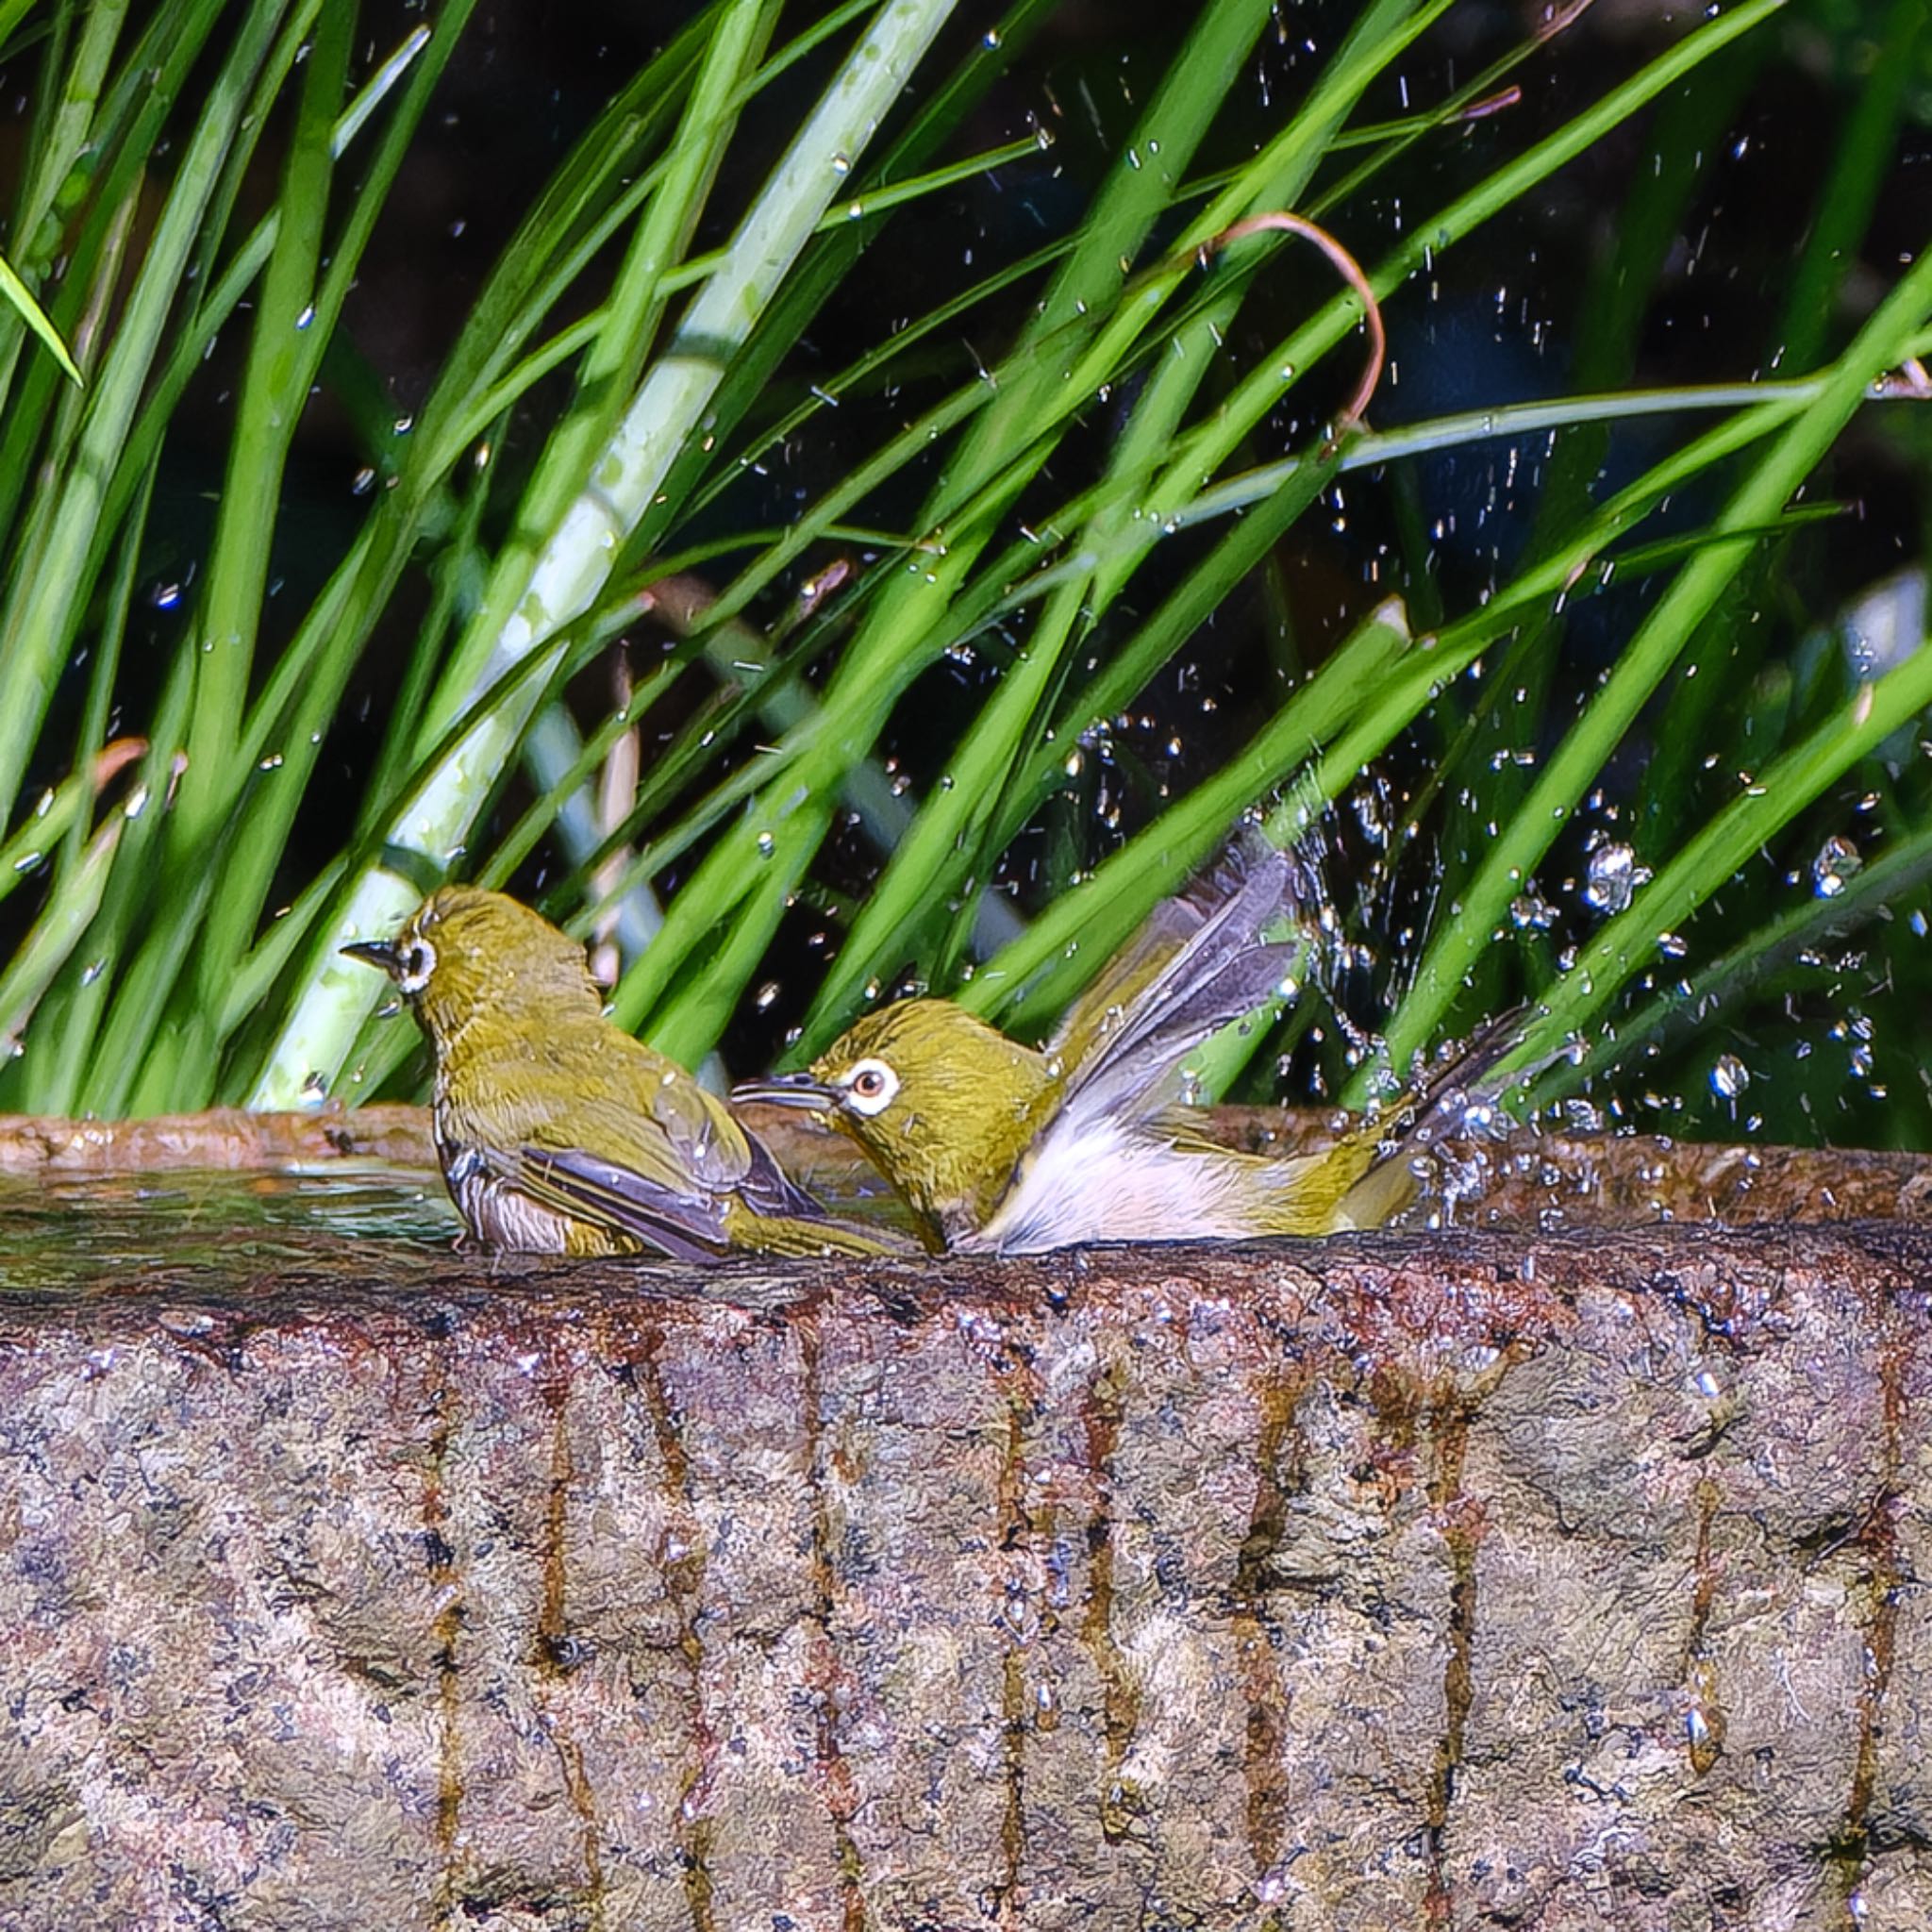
341, 937, 401, 978
731, 1072, 840, 1110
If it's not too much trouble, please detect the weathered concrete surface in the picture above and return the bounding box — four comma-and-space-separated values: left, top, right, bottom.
3, 1221, 1931, 1930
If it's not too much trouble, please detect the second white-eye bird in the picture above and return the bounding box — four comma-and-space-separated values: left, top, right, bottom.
735, 840, 1508, 1255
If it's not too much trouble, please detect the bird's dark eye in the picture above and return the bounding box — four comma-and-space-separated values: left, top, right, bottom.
395, 938, 436, 992
842, 1058, 900, 1116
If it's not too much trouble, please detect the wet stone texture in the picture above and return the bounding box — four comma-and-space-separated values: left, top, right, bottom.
1, 1223, 1930, 1929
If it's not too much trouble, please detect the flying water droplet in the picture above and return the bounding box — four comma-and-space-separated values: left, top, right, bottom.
1582, 841, 1650, 914
1811, 834, 1862, 899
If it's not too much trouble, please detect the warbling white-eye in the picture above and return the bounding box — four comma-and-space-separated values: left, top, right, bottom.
343, 887, 906, 1260
737, 843, 1517, 1256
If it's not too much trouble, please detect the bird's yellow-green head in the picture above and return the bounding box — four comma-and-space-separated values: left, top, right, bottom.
342, 886, 605, 1058
735, 998, 1061, 1250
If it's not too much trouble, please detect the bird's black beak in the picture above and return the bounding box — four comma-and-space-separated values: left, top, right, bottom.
341, 938, 401, 978
731, 1072, 841, 1111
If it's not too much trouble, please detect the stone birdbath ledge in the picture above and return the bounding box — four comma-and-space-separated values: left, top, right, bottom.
1, 1107, 1928, 1930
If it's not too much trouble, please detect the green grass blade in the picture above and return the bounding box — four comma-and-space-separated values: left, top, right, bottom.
1537, 817, 1932, 1113
0, 0, 294, 826
0, 246, 81, 384
1521, 638, 1932, 1090
0, 811, 124, 1058
173, 0, 354, 851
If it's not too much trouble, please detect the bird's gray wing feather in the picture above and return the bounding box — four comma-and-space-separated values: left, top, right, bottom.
1061, 838, 1308, 1124
482, 1142, 732, 1261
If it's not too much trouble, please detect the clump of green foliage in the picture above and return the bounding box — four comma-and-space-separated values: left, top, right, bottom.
0, 0, 1927, 1146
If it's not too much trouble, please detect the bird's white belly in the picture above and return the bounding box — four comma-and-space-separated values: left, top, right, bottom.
970, 1120, 1255, 1254
443, 1145, 585, 1253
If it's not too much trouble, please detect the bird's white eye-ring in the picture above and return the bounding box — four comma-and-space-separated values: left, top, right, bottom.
396, 937, 436, 995
841, 1058, 900, 1116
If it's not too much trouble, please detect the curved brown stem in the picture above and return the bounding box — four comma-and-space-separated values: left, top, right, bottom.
1191, 211, 1387, 438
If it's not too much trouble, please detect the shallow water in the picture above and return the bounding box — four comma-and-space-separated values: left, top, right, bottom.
0, 1158, 918, 1302
0, 1164, 461, 1300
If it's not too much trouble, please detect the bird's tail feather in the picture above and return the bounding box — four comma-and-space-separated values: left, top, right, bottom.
1332, 1006, 1532, 1227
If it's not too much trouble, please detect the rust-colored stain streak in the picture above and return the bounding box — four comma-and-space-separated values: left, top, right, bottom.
1420, 1374, 1494, 1928
632, 1327, 717, 1932
1231, 1367, 1307, 1907
1414, 1337, 1528, 1924
536, 1346, 574, 1670
1689, 1476, 1721, 1634
1836, 1316, 1907, 1924
421, 1357, 464, 1931
1079, 1349, 1143, 1843
995, 1384, 1032, 1928
552, 1734, 607, 1931
531, 1340, 606, 1930
1682, 1477, 1726, 1777
798, 1315, 869, 1932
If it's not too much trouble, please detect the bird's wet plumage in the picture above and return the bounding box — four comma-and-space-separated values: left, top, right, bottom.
738, 841, 1520, 1255
345, 887, 903, 1260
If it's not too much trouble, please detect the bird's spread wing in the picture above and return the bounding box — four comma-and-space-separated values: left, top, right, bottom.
1047, 893, 1201, 1077
1057, 837, 1308, 1124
